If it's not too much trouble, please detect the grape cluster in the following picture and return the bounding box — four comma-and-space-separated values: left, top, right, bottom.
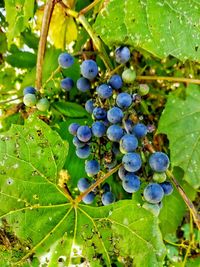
23, 87, 50, 111
65, 46, 173, 210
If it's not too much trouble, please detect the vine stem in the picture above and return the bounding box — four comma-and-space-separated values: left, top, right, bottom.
136, 75, 200, 85
79, 0, 102, 15
35, 0, 56, 90
143, 137, 200, 230
75, 163, 122, 204
0, 96, 23, 106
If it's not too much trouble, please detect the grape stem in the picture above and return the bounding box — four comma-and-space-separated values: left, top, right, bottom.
75, 163, 122, 204
136, 75, 200, 85
35, 0, 56, 90
79, 0, 102, 15
0, 96, 23, 106
143, 137, 200, 230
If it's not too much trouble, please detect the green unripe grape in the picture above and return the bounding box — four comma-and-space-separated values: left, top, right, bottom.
153, 172, 166, 183
23, 93, 37, 107
138, 84, 149, 96
36, 98, 50, 111
122, 69, 136, 83
142, 202, 161, 217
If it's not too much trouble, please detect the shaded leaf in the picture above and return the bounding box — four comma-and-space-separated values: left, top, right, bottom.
94, 0, 200, 61
53, 101, 88, 118
158, 85, 200, 188
6, 50, 36, 69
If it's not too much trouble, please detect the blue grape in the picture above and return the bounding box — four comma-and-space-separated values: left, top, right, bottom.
72, 136, 86, 148
23, 86, 36, 95
96, 84, 113, 99
77, 178, 90, 192
77, 126, 92, 142
124, 119, 134, 133
68, 123, 80, 135
58, 53, 74, 68
143, 183, 164, 204
77, 77, 91, 92
82, 192, 95, 204
119, 134, 138, 154
122, 152, 142, 172
76, 145, 90, 159
108, 74, 123, 90
133, 123, 147, 138
107, 107, 123, 124
102, 191, 115, 205
122, 173, 140, 193
115, 46, 130, 64
23, 93, 37, 107
93, 107, 107, 120
36, 98, 50, 111
149, 152, 170, 172
92, 121, 106, 137
80, 60, 98, 80
116, 92, 132, 109
102, 183, 111, 192
85, 160, 100, 176
160, 181, 173, 195
107, 125, 124, 142
61, 78, 74, 91
118, 166, 127, 180
85, 99, 95, 114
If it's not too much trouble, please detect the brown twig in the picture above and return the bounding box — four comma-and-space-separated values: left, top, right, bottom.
136, 75, 200, 85
79, 0, 102, 15
35, 0, 56, 90
143, 137, 200, 230
75, 163, 122, 204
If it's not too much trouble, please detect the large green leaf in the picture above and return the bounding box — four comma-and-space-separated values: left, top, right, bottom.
5, 0, 35, 46
158, 86, 200, 189
94, 0, 200, 61
53, 101, 88, 118
0, 117, 166, 266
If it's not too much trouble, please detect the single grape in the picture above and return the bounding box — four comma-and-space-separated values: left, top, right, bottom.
68, 123, 80, 136
122, 173, 140, 193
85, 99, 95, 114
153, 172, 166, 183
77, 126, 92, 142
76, 145, 90, 159
107, 125, 124, 142
85, 160, 100, 176
96, 84, 113, 99
107, 107, 123, 124
77, 77, 91, 92
108, 74, 123, 89
132, 123, 147, 138
102, 183, 111, 192
138, 84, 149, 96
118, 166, 128, 180
143, 183, 164, 204
116, 92, 132, 109
61, 77, 74, 91
93, 107, 107, 120
160, 181, 173, 195
149, 152, 170, 172
36, 98, 50, 111
72, 136, 86, 148
142, 202, 161, 217
80, 60, 98, 80
122, 69, 136, 83
77, 178, 90, 192
102, 191, 115, 205
23, 93, 37, 107
82, 192, 95, 204
119, 134, 138, 154
132, 93, 141, 103
122, 152, 142, 172
23, 86, 36, 95
115, 46, 130, 64
58, 53, 74, 68
92, 121, 106, 137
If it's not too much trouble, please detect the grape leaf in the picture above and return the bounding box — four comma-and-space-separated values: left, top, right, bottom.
5, 0, 35, 46
0, 117, 166, 266
158, 85, 200, 188
94, 0, 200, 61
53, 101, 88, 118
